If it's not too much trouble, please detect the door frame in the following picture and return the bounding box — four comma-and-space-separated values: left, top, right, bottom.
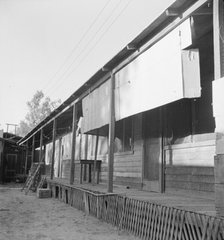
141, 107, 165, 193
6, 153, 17, 179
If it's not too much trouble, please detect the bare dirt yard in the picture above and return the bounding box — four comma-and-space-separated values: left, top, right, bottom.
0, 184, 137, 240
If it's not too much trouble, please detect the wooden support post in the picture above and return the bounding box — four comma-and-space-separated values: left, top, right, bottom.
213, 0, 224, 217
39, 128, 43, 162
31, 135, 35, 165
70, 104, 77, 185
51, 119, 57, 180
0, 141, 5, 183
213, 0, 224, 79
88, 164, 91, 182
79, 133, 82, 183
58, 138, 62, 178
159, 107, 165, 193
108, 72, 115, 193
43, 144, 46, 163
191, 99, 196, 141
25, 141, 28, 174
79, 133, 82, 160
84, 134, 88, 181
93, 130, 99, 184
80, 162, 83, 184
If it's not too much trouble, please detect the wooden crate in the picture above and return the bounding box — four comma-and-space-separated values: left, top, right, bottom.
37, 188, 51, 198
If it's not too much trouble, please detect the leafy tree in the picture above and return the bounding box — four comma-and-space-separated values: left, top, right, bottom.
17, 91, 61, 137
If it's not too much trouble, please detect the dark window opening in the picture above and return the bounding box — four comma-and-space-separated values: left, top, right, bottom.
114, 117, 133, 153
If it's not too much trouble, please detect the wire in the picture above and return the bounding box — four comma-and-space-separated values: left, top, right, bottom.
40, 0, 112, 93
45, 0, 123, 97
48, 0, 133, 97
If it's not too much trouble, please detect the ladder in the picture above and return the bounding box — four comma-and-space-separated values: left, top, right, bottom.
21, 161, 44, 194
37, 175, 47, 189
21, 163, 39, 192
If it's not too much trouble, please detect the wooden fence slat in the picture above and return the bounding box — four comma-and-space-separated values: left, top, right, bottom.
162, 206, 170, 240
212, 219, 220, 240
150, 204, 157, 240
146, 203, 152, 240
136, 201, 142, 236
169, 208, 177, 240
127, 198, 132, 232
138, 201, 145, 237
207, 217, 215, 240
118, 196, 126, 230
136, 201, 143, 237
123, 197, 128, 229
132, 199, 137, 234
174, 210, 181, 240
178, 210, 185, 240
107, 196, 111, 222
156, 206, 163, 240
131, 199, 136, 233
185, 212, 194, 240
123, 197, 129, 229
143, 203, 150, 240
140, 202, 147, 239
114, 196, 118, 225
129, 199, 134, 234
133, 200, 138, 235
159, 206, 165, 240
133, 199, 138, 234
201, 217, 209, 240
153, 205, 159, 240
110, 196, 114, 224
165, 207, 173, 240
128, 199, 134, 233
189, 212, 201, 240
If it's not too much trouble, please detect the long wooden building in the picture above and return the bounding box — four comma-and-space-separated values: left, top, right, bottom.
19, 0, 224, 218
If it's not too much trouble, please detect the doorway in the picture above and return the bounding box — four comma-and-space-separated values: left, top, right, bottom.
143, 108, 164, 192
6, 154, 17, 180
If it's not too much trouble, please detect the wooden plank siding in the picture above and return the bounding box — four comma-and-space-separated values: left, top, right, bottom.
45, 114, 216, 194
98, 114, 143, 188
165, 133, 216, 193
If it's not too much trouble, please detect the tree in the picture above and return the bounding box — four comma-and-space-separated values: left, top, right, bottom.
17, 91, 61, 137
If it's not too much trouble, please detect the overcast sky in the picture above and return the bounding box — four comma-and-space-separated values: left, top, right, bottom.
0, 0, 174, 132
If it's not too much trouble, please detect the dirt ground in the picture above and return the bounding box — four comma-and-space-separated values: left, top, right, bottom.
0, 184, 137, 240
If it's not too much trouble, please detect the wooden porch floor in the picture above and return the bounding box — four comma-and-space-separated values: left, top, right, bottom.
48, 177, 216, 217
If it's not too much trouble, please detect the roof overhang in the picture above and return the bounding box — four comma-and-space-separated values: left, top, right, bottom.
18, 0, 210, 146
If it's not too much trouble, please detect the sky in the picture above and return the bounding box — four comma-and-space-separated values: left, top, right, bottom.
0, 0, 174, 132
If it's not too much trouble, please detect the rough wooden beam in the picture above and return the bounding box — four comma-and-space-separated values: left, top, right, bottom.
93, 130, 99, 184
102, 67, 110, 72
70, 104, 77, 185
50, 119, 57, 180
165, 8, 180, 16
126, 44, 137, 51
39, 128, 43, 163
25, 142, 28, 174
108, 72, 115, 193
31, 135, 35, 166
84, 134, 88, 181
213, 0, 224, 79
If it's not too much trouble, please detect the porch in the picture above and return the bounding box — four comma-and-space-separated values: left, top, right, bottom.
46, 177, 224, 240
47, 177, 215, 216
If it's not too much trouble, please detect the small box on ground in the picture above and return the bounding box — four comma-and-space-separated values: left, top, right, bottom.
37, 188, 51, 198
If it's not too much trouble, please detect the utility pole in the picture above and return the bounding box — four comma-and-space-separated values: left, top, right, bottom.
6, 123, 18, 136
